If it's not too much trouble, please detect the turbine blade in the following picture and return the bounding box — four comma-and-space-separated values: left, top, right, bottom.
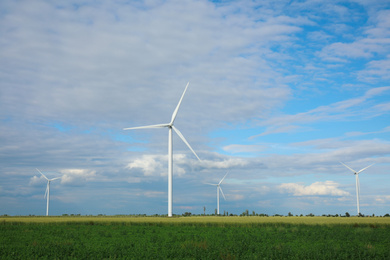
44, 183, 49, 198
205, 183, 218, 186
357, 163, 375, 174
36, 168, 49, 181
172, 125, 201, 161
340, 162, 356, 174
357, 174, 360, 196
123, 123, 169, 130
170, 82, 189, 124
219, 172, 229, 185
219, 186, 226, 200
50, 177, 61, 181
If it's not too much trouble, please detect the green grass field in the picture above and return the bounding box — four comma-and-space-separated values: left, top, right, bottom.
2, 216, 390, 259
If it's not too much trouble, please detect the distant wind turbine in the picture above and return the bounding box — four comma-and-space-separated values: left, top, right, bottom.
36, 168, 61, 216
124, 82, 201, 217
206, 172, 228, 215
340, 162, 374, 215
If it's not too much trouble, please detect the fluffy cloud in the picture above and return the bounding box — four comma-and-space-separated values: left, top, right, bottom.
60, 169, 96, 185
126, 153, 194, 177
126, 155, 165, 176
279, 181, 350, 196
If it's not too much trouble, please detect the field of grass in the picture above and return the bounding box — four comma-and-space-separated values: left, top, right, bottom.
2, 216, 390, 259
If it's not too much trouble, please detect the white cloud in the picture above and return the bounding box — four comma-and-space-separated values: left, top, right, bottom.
60, 169, 96, 185
126, 155, 165, 176
29, 175, 43, 186
318, 8, 390, 62
200, 157, 250, 170
125, 153, 193, 177
359, 56, 390, 81
279, 181, 350, 196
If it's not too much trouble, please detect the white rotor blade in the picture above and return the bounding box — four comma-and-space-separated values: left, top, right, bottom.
357, 163, 375, 174
123, 123, 169, 130
357, 174, 360, 196
172, 126, 201, 161
205, 183, 218, 186
36, 168, 49, 181
49, 177, 61, 181
219, 186, 226, 200
219, 172, 229, 185
170, 82, 189, 124
44, 183, 49, 198
340, 162, 357, 174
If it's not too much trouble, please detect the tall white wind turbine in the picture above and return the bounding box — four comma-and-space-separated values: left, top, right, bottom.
206, 172, 228, 215
340, 162, 374, 215
36, 169, 61, 216
123, 82, 200, 217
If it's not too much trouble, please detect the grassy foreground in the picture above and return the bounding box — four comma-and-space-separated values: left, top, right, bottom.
2, 216, 390, 259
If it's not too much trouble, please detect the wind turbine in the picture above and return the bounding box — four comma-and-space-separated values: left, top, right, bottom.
340, 162, 374, 216
124, 82, 200, 217
206, 172, 228, 215
36, 168, 61, 216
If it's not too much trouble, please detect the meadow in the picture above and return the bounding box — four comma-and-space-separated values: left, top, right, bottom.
1, 216, 390, 259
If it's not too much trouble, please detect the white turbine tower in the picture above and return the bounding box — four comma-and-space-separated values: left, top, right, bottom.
36, 168, 61, 216
124, 82, 200, 217
340, 162, 374, 216
206, 172, 228, 215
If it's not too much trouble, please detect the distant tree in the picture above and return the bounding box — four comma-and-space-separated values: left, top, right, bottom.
203, 206, 206, 216
215, 209, 217, 216
182, 212, 192, 217
345, 212, 350, 217
288, 212, 293, 217
384, 213, 390, 217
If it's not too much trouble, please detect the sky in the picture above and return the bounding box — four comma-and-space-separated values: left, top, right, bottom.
1, 0, 390, 217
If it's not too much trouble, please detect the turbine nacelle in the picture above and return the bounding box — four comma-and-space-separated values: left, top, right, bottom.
123, 82, 200, 162
340, 162, 375, 175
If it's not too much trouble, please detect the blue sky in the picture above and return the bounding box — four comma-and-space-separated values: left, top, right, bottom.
1, 0, 390, 216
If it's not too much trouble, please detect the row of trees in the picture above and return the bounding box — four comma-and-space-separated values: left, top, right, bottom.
181, 210, 390, 217
5, 212, 389, 217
